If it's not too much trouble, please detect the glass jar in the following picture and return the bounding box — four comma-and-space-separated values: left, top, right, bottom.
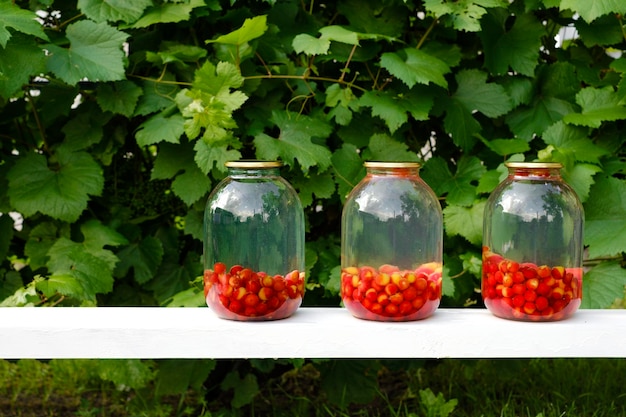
203, 161, 305, 321
482, 162, 584, 321
341, 162, 443, 321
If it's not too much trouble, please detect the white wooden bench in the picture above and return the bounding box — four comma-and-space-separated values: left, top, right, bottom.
1, 307, 624, 359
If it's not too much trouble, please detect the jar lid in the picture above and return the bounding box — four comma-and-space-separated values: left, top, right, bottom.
225, 160, 283, 168
364, 161, 421, 168
505, 162, 562, 169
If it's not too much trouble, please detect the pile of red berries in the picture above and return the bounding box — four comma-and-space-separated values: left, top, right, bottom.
204, 262, 305, 321
482, 247, 582, 321
341, 263, 442, 321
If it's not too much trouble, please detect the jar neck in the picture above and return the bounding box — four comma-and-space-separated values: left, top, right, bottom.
228, 167, 281, 178
364, 162, 421, 178
505, 162, 562, 180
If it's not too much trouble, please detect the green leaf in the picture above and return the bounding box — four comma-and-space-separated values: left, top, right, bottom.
318, 25, 360, 45
78, 0, 152, 23
46, 20, 129, 85
320, 360, 380, 407
0, 34, 46, 99
115, 236, 164, 284
96, 81, 143, 117
45, 237, 115, 300
254, 111, 332, 174
24, 222, 62, 271
135, 79, 179, 116
424, 0, 508, 32
292, 33, 330, 55
380, 48, 450, 88
331, 144, 364, 202
61, 106, 109, 151
453, 70, 513, 118
563, 87, 626, 128
576, 14, 625, 47
292, 172, 335, 208
176, 61, 247, 143
542, 121, 608, 164
481, 138, 530, 156
560, 0, 626, 23
584, 176, 626, 258
443, 200, 486, 245
359, 89, 433, 133
7, 148, 104, 222
479, 10, 545, 76
172, 163, 213, 206
194, 139, 242, 175
581, 261, 626, 309
443, 98, 481, 151
96, 359, 154, 390
136, 113, 185, 147
364, 133, 421, 162
156, 360, 215, 396
422, 156, 485, 206
221, 371, 259, 408
133, 0, 206, 28
208, 15, 268, 45
0, 2, 49, 47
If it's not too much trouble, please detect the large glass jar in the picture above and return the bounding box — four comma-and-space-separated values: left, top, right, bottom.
203, 161, 305, 321
482, 162, 584, 321
341, 162, 443, 321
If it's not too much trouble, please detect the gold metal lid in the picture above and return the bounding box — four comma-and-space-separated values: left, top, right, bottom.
225, 160, 283, 168
504, 162, 562, 169
364, 161, 421, 168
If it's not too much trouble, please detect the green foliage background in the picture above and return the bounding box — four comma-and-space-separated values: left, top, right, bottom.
1, 0, 626, 411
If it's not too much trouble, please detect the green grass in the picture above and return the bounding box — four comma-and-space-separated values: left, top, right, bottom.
1, 358, 626, 416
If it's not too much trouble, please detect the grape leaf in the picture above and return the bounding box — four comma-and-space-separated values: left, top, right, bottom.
481, 138, 530, 156
479, 10, 545, 76
194, 139, 242, 175
61, 106, 109, 151
115, 236, 164, 284
254, 111, 332, 174
133, 0, 208, 28
207, 15, 268, 45
96, 81, 143, 117
292, 33, 330, 55
363, 133, 421, 162
78, 0, 152, 23
46, 20, 129, 85
563, 87, 626, 128
292, 172, 336, 208
542, 121, 608, 164
0, 2, 49, 47
424, 0, 508, 32
331, 144, 364, 202
44, 237, 115, 300
176, 61, 248, 143
421, 156, 485, 206
7, 148, 104, 222
359, 88, 433, 133
155, 360, 215, 396
560, 0, 626, 23
575, 14, 624, 47
584, 176, 626, 258
136, 113, 185, 147
453, 70, 513, 118
443, 200, 486, 245
135, 79, 179, 116
581, 261, 626, 309
24, 222, 63, 271
172, 163, 213, 206
221, 371, 259, 408
443, 98, 481, 151
380, 48, 450, 88
0, 34, 46, 99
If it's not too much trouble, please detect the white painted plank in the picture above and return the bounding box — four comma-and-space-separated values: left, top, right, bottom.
0, 307, 624, 359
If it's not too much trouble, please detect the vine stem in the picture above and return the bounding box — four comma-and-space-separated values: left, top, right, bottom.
244, 74, 368, 92
26, 90, 49, 154
416, 17, 438, 49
